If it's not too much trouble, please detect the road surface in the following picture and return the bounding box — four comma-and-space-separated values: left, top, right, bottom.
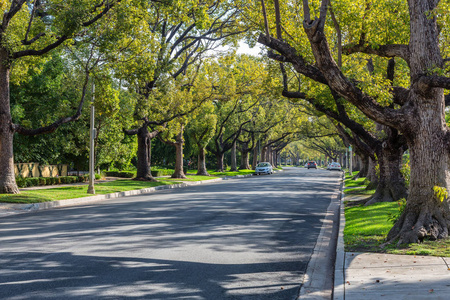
0, 167, 342, 299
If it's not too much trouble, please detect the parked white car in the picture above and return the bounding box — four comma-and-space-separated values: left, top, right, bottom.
327, 162, 342, 171
255, 162, 273, 175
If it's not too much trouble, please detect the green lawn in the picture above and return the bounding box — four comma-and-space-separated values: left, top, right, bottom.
0, 180, 177, 204
343, 170, 450, 257
208, 169, 255, 176
163, 175, 220, 181
344, 202, 399, 251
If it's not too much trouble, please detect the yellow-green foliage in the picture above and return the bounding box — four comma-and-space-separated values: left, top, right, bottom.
433, 186, 448, 203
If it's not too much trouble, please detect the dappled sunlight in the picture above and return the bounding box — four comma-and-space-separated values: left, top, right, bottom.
1, 168, 340, 299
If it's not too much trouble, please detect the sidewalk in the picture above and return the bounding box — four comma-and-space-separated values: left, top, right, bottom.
334, 192, 450, 300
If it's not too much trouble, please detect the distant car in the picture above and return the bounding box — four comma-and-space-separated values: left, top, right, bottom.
255, 162, 273, 175
328, 162, 342, 171
307, 161, 317, 169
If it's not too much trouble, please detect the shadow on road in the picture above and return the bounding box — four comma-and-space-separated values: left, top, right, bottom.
0, 169, 342, 299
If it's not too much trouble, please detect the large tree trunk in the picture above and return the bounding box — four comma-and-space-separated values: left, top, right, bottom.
230, 141, 238, 171
388, 125, 449, 243
172, 127, 186, 179
252, 145, 258, 170
0, 59, 19, 194
261, 146, 267, 162
387, 1, 450, 244
240, 149, 251, 170
216, 152, 225, 172
197, 148, 209, 176
365, 156, 378, 185
366, 145, 407, 205
135, 125, 156, 181
357, 154, 369, 178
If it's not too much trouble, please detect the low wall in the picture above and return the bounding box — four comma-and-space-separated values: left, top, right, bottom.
14, 163, 68, 178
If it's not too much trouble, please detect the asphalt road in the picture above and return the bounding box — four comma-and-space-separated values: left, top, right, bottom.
0, 167, 342, 300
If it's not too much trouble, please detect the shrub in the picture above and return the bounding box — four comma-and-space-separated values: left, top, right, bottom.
95, 173, 101, 180
105, 171, 134, 178
16, 177, 27, 188
28, 178, 39, 187
151, 170, 162, 177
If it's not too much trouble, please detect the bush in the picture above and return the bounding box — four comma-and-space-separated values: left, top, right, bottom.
151, 170, 162, 177
16, 177, 27, 188
95, 173, 101, 180
105, 171, 134, 178
28, 178, 39, 187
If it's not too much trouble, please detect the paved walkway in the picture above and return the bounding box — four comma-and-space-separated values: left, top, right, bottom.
334, 193, 450, 300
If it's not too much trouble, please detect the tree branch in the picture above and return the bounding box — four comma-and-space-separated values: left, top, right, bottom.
12, 70, 91, 135
343, 43, 410, 65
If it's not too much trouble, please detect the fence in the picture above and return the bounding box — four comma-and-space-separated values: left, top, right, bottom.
14, 163, 68, 178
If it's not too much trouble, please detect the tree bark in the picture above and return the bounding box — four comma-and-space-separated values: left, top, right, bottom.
366, 157, 378, 184
386, 1, 450, 244
216, 152, 225, 172
240, 147, 251, 170
252, 145, 258, 170
171, 127, 186, 179
355, 154, 369, 178
0, 56, 19, 194
135, 125, 156, 181
230, 141, 238, 171
197, 147, 209, 176
261, 146, 267, 162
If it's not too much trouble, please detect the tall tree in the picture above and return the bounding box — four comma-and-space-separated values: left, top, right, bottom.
257, 0, 450, 243
121, 0, 245, 180
0, 1, 124, 193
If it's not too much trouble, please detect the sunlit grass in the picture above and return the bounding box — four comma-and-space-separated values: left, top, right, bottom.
208, 169, 254, 176
344, 197, 450, 257
162, 175, 219, 181
0, 180, 177, 204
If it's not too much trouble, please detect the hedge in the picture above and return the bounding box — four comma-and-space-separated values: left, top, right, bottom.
15, 175, 89, 188
104, 171, 134, 178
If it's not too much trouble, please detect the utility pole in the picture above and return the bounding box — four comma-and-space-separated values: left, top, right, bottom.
349, 145, 353, 176
345, 148, 348, 170
87, 85, 96, 194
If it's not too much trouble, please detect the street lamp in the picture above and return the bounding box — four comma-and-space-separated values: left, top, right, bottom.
87, 85, 96, 194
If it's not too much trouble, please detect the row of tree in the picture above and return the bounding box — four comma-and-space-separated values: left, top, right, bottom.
2, 0, 450, 246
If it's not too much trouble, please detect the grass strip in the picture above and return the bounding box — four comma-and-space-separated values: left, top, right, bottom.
344, 170, 450, 257
208, 169, 255, 176
0, 180, 178, 204
163, 175, 220, 181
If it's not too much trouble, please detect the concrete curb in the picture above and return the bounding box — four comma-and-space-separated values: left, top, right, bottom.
0, 174, 254, 217
297, 173, 342, 300
333, 173, 346, 300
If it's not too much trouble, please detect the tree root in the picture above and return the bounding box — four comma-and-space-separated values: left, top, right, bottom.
386, 207, 450, 245
196, 171, 210, 176
0, 184, 20, 194
133, 176, 157, 182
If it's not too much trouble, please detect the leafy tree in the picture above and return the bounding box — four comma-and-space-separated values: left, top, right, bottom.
0, 1, 127, 193
121, 0, 245, 180
257, 0, 450, 243
186, 102, 217, 176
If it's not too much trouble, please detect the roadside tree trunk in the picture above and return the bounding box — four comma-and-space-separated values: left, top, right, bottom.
357, 154, 369, 178
230, 141, 238, 171
135, 126, 157, 181
197, 147, 209, 176
240, 149, 251, 170
252, 145, 258, 170
0, 59, 19, 194
216, 152, 225, 172
261, 146, 267, 163
171, 128, 186, 179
